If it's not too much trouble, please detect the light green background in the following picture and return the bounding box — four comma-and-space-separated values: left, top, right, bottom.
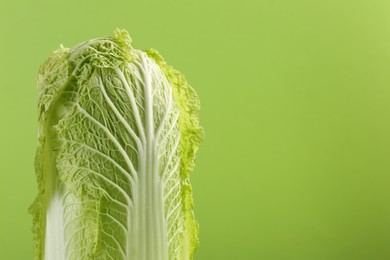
1, 0, 390, 259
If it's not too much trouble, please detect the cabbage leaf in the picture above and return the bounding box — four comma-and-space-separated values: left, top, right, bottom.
29, 29, 203, 260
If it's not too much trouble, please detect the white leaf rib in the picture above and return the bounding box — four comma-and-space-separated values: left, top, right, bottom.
115, 67, 146, 144
142, 52, 158, 260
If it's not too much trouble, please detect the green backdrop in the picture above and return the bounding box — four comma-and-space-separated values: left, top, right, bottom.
2, 0, 390, 259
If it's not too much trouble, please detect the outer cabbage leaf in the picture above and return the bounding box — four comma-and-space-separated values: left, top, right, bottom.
29, 29, 203, 260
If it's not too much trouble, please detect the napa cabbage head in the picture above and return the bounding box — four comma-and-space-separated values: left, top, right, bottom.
29, 29, 203, 260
